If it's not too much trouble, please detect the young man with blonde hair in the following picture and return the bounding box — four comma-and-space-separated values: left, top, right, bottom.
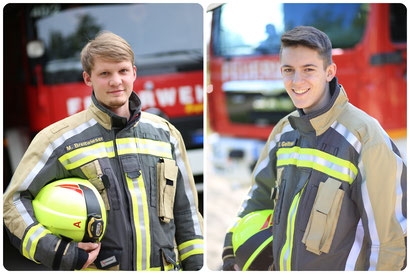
4, 31, 204, 271
223, 26, 406, 270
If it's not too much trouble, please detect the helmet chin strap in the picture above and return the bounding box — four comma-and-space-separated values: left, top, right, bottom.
79, 184, 104, 242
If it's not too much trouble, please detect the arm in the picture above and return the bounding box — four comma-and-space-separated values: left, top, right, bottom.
169, 125, 204, 270
3, 130, 89, 270
358, 141, 406, 270
222, 131, 279, 270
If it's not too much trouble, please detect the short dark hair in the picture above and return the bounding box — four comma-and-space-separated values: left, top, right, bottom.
280, 26, 332, 67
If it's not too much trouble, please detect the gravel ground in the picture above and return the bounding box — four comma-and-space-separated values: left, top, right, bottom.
204, 146, 251, 271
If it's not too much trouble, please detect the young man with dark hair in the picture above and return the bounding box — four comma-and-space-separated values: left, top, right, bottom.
223, 26, 406, 271
4, 31, 204, 271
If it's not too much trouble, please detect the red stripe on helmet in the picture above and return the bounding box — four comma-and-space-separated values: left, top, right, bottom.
57, 184, 83, 195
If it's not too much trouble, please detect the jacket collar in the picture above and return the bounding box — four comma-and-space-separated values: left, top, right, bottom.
87, 91, 142, 130
288, 77, 349, 136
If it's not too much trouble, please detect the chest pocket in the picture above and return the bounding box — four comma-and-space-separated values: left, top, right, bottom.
157, 158, 178, 223
301, 177, 344, 255
80, 160, 112, 210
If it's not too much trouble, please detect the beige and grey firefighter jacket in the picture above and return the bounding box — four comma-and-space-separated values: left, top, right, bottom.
4, 91, 204, 270
223, 78, 406, 270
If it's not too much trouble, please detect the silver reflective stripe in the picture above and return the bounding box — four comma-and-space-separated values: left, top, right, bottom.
282, 201, 298, 271
179, 243, 203, 256
60, 145, 114, 168
331, 121, 362, 154
25, 226, 46, 261
140, 117, 202, 235
379, 122, 406, 234
130, 177, 148, 270
238, 184, 258, 215
274, 124, 293, 143
140, 118, 170, 132
239, 140, 275, 215
12, 198, 34, 228
345, 219, 364, 270
277, 151, 356, 182
253, 139, 277, 177
116, 142, 135, 150
358, 157, 379, 270
170, 135, 202, 236
135, 140, 171, 155
240, 124, 293, 215
394, 155, 406, 234
13, 119, 98, 226
116, 138, 172, 158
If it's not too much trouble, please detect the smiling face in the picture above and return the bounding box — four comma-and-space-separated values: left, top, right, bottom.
83, 57, 136, 118
280, 45, 336, 114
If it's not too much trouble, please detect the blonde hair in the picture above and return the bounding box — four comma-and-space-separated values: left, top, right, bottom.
81, 31, 135, 75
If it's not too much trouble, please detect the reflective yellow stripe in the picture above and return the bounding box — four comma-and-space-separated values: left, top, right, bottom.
65, 151, 115, 170
278, 158, 353, 183
58, 141, 115, 170
279, 183, 307, 271
277, 147, 358, 184
138, 173, 151, 270
178, 239, 203, 250
118, 147, 171, 159
117, 138, 172, 159
178, 239, 204, 261
59, 141, 113, 163
117, 137, 170, 148
22, 224, 51, 263
59, 137, 172, 170
180, 249, 203, 261
82, 263, 176, 271
82, 264, 176, 271
126, 173, 151, 270
149, 263, 177, 271
243, 235, 273, 271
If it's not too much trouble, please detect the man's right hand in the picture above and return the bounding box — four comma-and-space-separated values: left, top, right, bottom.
222, 257, 238, 271
78, 242, 101, 269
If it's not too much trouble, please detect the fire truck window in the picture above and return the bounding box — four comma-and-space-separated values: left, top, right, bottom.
215, 3, 368, 57
33, 4, 203, 84
390, 4, 406, 43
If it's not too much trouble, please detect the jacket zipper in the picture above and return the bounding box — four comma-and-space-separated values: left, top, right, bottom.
113, 131, 137, 270
279, 181, 308, 271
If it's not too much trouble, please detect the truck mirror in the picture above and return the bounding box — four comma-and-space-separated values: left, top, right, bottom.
27, 40, 45, 58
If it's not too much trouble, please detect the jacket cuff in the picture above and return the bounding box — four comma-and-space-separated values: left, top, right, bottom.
180, 253, 203, 270
222, 231, 236, 270
222, 257, 236, 271
75, 248, 89, 270
177, 238, 203, 270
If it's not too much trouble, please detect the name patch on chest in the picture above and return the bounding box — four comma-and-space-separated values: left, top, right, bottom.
278, 141, 295, 148
65, 137, 104, 152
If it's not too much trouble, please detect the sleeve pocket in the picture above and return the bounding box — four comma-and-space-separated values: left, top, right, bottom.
157, 158, 178, 223
302, 177, 344, 255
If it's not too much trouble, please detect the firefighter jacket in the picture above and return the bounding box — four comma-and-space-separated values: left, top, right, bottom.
4, 91, 204, 271
223, 77, 406, 270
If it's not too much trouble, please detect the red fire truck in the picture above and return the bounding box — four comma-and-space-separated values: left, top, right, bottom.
4, 3, 203, 269
208, 3, 406, 182
4, 2, 203, 189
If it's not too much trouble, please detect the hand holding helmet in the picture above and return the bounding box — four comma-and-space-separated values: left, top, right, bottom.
32, 178, 107, 242
232, 209, 274, 271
